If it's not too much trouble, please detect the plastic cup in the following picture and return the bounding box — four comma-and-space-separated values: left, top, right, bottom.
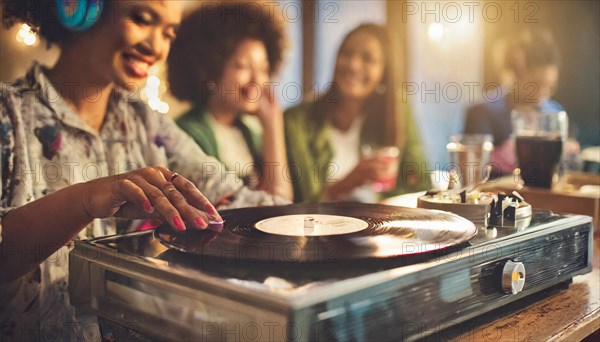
361, 145, 400, 192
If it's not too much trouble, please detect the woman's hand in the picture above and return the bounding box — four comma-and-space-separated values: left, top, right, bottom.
250, 85, 294, 200
324, 156, 390, 200
255, 85, 283, 126
1, 166, 221, 282
82, 166, 222, 231
345, 156, 391, 186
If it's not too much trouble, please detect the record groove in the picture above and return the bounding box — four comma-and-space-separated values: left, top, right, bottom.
155, 203, 477, 263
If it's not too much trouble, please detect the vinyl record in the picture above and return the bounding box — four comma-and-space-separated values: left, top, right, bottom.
155, 203, 477, 263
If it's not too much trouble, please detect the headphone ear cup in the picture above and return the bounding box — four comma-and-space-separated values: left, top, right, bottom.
56, 0, 103, 31
78, 0, 103, 31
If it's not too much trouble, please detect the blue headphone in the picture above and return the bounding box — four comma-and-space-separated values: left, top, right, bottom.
56, 0, 104, 31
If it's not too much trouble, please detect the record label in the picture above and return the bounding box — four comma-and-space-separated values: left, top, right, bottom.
255, 214, 369, 237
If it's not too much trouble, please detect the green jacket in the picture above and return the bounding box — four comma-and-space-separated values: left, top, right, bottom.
284, 102, 431, 203
176, 107, 263, 170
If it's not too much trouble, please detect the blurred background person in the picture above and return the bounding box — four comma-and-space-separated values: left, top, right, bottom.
168, 2, 292, 200
463, 28, 578, 176
285, 24, 430, 203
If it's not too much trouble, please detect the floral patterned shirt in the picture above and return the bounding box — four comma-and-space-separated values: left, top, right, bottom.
0, 64, 284, 340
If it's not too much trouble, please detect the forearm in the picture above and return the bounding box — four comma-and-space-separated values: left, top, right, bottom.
0, 183, 93, 283
323, 175, 362, 202
323, 182, 348, 202
260, 117, 293, 200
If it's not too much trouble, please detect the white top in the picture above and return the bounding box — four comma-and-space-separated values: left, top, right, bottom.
329, 117, 363, 180
206, 114, 255, 180
328, 117, 377, 202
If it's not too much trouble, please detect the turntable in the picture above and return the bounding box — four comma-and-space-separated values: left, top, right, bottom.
69, 204, 593, 341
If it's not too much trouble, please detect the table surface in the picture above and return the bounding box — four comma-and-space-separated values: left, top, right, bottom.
438, 235, 600, 342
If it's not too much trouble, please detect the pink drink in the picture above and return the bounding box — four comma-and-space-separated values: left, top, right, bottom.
363, 146, 400, 192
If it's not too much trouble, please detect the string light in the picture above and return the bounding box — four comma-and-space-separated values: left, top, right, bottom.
141, 66, 170, 114
16, 24, 38, 46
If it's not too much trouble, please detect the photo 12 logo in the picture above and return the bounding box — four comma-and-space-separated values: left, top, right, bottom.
197, 1, 340, 24
400, 1, 539, 24
401, 82, 542, 105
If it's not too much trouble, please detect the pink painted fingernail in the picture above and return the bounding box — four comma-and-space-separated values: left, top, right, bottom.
208, 220, 224, 233
143, 200, 154, 213
195, 217, 208, 229
173, 216, 185, 231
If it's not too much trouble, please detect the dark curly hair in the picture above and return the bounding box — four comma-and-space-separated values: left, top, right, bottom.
2, 0, 113, 45
167, 1, 286, 104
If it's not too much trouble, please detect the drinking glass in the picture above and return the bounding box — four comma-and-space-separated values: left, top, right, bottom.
446, 134, 493, 189
512, 110, 568, 188
361, 145, 400, 192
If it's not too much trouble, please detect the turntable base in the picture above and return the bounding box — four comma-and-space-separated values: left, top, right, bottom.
69, 205, 594, 341
449, 237, 600, 342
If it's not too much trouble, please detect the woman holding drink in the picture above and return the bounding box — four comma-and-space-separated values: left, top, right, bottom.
285, 24, 430, 203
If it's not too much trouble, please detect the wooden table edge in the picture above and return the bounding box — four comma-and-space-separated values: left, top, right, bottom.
549, 309, 600, 341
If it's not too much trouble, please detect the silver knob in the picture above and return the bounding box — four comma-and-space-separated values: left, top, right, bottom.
502, 261, 526, 294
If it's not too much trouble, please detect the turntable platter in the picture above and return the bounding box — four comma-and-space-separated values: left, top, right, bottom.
155, 203, 477, 262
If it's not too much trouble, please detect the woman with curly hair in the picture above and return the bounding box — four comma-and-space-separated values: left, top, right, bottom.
168, 2, 292, 200
0, 1, 285, 339
285, 24, 430, 203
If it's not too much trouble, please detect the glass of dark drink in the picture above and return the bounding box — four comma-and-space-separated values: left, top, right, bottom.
512, 110, 568, 188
